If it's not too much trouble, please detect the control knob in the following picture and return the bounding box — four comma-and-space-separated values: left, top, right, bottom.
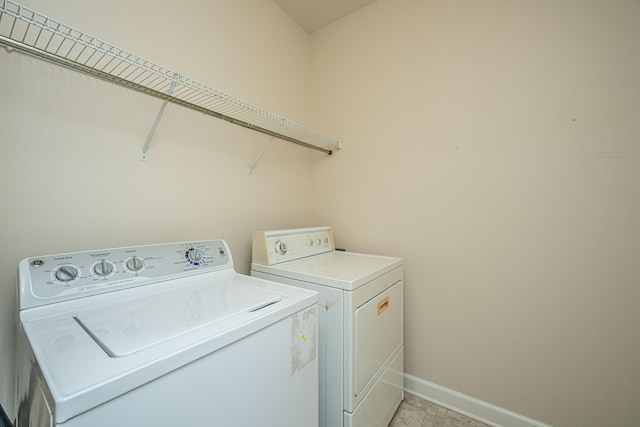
275, 240, 288, 255
93, 259, 114, 277
55, 265, 78, 283
126, 256, 145, 272
187, 248, 204, 263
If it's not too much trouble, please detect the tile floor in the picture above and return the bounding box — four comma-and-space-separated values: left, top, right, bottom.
390, 393, 490, 427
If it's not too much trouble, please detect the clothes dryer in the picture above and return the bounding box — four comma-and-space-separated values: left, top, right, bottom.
251, 227, 404, 427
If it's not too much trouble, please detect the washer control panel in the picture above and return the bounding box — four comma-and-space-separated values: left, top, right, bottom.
252, 226, 335, 265
19, 240, 231, 309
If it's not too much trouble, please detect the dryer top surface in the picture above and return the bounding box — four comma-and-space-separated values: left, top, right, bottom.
252, 251, 402, 291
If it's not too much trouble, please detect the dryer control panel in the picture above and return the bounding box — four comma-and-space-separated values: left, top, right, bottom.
252, 226, 335, 265
19, 240, 232, 310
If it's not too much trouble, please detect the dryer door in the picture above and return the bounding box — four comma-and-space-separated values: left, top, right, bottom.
354, 280, 403, 395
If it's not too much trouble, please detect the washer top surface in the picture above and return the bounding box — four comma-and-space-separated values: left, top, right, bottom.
252, 251, 402, 291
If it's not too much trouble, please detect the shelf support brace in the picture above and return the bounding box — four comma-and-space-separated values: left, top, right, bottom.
248, 123, 283, 175
141, 79, 178, 160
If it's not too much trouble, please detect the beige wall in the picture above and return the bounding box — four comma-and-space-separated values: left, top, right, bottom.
0, 0, 317, 419
310, 1, 640, 426
2, 1, 639, 426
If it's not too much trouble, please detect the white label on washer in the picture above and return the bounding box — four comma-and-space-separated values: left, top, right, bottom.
291, 307, 317, 375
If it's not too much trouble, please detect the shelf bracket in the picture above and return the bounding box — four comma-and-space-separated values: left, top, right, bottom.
248, 123, 283, 176
141, 79, 178, 160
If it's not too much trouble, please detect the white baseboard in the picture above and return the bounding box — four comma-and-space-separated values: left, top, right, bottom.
403, 373, 551, 427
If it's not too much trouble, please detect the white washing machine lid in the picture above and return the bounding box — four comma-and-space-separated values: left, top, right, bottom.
19, 270, 317, 423
252, 251, 403, 291
74, 278, 283, 357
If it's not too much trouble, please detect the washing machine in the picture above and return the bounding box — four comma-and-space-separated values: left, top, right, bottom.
251, 227, 404, 427
15, 239, 318, 427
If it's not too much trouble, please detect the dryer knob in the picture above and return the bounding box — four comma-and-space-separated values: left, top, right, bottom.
275, 240, 288, 255
126, 256, 144, 272
55, 265, 78, 282
93, 259, 114, 277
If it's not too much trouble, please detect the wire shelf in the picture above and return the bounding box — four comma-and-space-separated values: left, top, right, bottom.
0, 0, 339, 155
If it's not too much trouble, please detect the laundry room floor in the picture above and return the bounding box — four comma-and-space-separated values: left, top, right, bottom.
390, 393, 490, 427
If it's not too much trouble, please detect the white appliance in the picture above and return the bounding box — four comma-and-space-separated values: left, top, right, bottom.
15, 240, 319, 427
251, 227, 404, 427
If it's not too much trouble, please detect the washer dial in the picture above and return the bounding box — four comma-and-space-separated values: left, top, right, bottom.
92, 259, 115, 278
186, 248, 206, 266
53, 265, 79, 284
124, 256, 145, 273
